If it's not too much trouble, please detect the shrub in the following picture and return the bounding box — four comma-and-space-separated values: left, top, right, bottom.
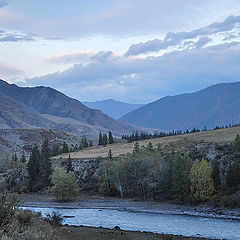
45, 211, 63, 226
16, 210, 34, 225
0, 194, 19, 228
52, 168, 79, 201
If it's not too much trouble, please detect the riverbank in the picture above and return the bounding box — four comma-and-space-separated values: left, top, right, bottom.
59, 225, 215, 240
18, 193, 240, 221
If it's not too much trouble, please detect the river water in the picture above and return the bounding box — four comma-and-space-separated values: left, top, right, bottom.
23, 206, 240, 240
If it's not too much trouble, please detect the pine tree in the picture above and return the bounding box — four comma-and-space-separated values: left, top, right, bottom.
66, 154, 74, 172
51, 143, 60, 156
233, 134, 240, 152
11, 153, 18, 162
108, 131, 114, 144
27, 144, 41, 191
20, 151, 26, 163
133, 141, 140, 154
146, 142, 154, 152
98, 132, 103, 146
61, 142, 69, 153
40, 138, 52, 188
102, 134, 108, 146
107, 149, 113, 160
172, 153, 192, 201
89, 140, 93, 147
211, 160, 220, 191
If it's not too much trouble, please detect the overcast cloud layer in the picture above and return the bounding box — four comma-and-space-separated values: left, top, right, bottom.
0, 1, 240, 103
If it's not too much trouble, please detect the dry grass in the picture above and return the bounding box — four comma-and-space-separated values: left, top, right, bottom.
53, 126, 240, 160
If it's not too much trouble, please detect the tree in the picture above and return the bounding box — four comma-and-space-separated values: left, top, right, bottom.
102, 134, 108, 146
190, 159, 215, 202
40, 138, 52, 188
211, 160, 220, 191
51, 143, 61, 156
52, 168, 79, 201
11, 153, 18, 162
27, 144, 41, 191
233, 134, 240, 152
226, 161, 240, 194
146, 142, 154, 152
66, 154, 74, 172
98, 132, 103, 146
107, 149, 113, 160
108, 131, 114, 144
20, 151, 26, 163
172, 153, 192, 201
133, 141, 140, 154
89, 140, 93, 147
61, 142, 69, 154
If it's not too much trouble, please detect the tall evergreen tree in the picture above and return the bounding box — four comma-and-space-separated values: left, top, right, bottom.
211, 160, 220, 191
102, 134, 108, 146
20, 151, 26, 163
11, 153, 18, 162
51, 143, 60, 157
133, 141, 140, 154
108, 131, 114, 144
233, 134, 240, 152
172, 153, 192, 201
98, 132, 103, 146
62, 142, 69, 153
40, 138, 52, 188
27, 144, 41, 191
146, 142, 154, 152
107, 149, 113, 160
66, 154, 74, 172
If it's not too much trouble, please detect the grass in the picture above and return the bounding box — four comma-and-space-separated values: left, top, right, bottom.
53, 126, 240, 160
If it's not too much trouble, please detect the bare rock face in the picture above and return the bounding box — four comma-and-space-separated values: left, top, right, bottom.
61, 157, 101, 192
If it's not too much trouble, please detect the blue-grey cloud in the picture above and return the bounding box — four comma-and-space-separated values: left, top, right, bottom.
0, 0, 7, 8
194, 37, 212, 48
26, 43, 240, 103
0, 30, 35, 42
126, 15, 240, 56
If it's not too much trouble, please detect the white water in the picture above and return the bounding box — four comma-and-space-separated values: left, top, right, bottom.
23, 207, 240, 240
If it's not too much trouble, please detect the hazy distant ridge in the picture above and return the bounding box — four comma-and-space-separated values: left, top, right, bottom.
120, 82, 240, 131
83, 99, 144, 119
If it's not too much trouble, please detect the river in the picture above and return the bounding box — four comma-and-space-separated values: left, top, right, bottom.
23, 206, 240, 240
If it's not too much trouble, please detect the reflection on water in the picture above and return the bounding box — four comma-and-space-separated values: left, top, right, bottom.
23, 207, 240, 240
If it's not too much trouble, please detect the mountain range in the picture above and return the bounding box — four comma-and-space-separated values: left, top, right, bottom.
83, 99, 144, 119
120, 82, 240, 131
0, 80, 147, 138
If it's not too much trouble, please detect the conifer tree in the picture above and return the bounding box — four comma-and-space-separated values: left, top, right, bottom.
147, 142, 154, 152
98, 132, 103, 146
62, 142, 69, 153
20, 151, 26, 163
102, 134, 108, 146
27, 144, 40, 191
11, 153, 18, 162
66, 154, 74, 172
89, 140, 93, 147
211, 160, 220, 191
107, 149, 113, 160
172, 153, 192, 201
233, 134, 240, 152
40, 138, 52, 188
108, 131, 114, 144
133, 141, 140, 154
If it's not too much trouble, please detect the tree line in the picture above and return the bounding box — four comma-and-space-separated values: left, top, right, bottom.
122, 124, 240, 143
98, 135, 240, 205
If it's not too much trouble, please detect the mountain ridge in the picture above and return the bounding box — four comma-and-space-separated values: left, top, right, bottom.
83, 99, 144, 119
120, 82, 240, 131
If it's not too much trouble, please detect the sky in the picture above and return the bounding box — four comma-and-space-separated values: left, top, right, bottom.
0, 0, 240, 103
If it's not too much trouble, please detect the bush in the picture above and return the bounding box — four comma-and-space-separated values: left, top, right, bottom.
16, 210, 34, 225
52, 168, 79, 201
0, 194, 19, 228
45, 211, 63, 226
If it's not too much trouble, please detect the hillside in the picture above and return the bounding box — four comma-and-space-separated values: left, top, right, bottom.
83, 99, 144, 119
120, 82, 240, 131
0, 80, 148, 137
0, 128, 82, 157
54, 125, 240, 160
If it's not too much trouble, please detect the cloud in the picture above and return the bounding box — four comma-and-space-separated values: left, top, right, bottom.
26, 43, 240, 103
126, 15, 240, 56
0, 29, 35, 42
0, 62, 25, 81
194, 37, 212, 48
0, 0, 7, 8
